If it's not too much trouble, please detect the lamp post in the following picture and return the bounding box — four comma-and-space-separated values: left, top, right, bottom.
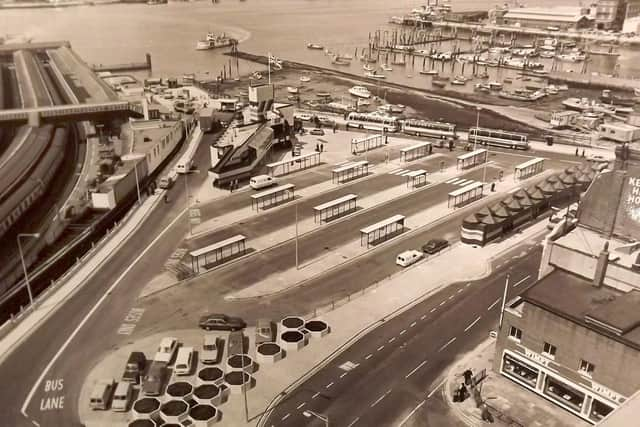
184, 174, 192, 235
17, 233, 40, 310
499, 273, 510, 330
303, 410, 329, 427
474, 106, 488, 188
295, 200, 299, 270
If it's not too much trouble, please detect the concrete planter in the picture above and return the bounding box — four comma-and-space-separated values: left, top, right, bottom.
193, 384, 222, 406
256, 342, 284, 364
128, 419, 158, 427
160, 400, 189, 424
197, 367, 225, 386
279, 316, 305, 331
304, 320, 330, 338
131, 397, 161, 421
166, 381, 194, 401
226, 354, 254, 373
223, 371, 254, 394
189, 404, 220, 426
278, 330, 307, 352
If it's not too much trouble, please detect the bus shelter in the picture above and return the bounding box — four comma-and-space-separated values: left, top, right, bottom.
448, 182, 484, 208
332, 161, 369, 183
405, 169, 428, 189
250, 183, 296, 210
400, 141, 432, 162
514, 157, 544, 181
457, 149, 488, 170
351, 134, 384, 154
190, 234, 246, 273
360, 214, 405, 247
313, 194, 358, 223
266, 152, 321, 177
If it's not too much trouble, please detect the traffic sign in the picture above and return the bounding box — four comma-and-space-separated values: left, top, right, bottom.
189, 208, 201, 218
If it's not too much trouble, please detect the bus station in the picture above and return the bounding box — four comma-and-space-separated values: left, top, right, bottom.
405, 169, 428, 189
456, 149, 488, 170
332, 161, 369, 183
400, 141, 432, 162
313, 194, 358, 223
351, 134, 385, 154
266, 152, 321, 177
448, 182, 484, 208
359, 214, 406, 247
250, 183, 296, 210
514, 157, 545, 181
189, 234, 247, 273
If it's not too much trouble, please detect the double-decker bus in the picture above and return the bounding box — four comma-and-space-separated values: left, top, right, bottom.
346, 112, 399, 133
402, 119, 457, 139
468, 127, 529, 150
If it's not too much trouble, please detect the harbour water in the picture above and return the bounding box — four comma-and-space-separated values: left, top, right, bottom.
1, 0, 639, 85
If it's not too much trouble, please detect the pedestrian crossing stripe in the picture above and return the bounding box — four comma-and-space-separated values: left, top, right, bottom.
445, 177, 459, 184
457, 179, 473, 186
339, 361, 360, 371
447, 178, 464, 184
389, 169, 404, 175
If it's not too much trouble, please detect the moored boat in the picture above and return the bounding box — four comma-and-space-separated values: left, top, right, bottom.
349, 86, 371, 98
600, 89, 636, 107
300, 75, 311, 83
364, 71, 386, 79
307, 43, 324, 49
381, 64, 393, 72
420, 69, 438, 75
287, 86, 299, 94
432, 80, 446, 88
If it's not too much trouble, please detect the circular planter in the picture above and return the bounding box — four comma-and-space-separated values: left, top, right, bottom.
223, 371, 253, 394
280, 316, 305, 331
166, 381, 194, 400
129, 420, 157, 427
160, 400, 189, 424
197, 367, 225, 385
193, 384, 222, 406
226, 354, 254, 373
189, 404, 220, 425
305, 320, 330, 338
279, 330, 306, 352
256, 342, 284, 364
132, 397, 161, 420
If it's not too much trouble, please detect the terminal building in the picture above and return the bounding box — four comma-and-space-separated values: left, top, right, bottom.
499, 6, 596, 30
493, 145, 640, 425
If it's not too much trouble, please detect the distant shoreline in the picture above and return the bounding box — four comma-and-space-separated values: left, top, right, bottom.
0, 0, 126, 9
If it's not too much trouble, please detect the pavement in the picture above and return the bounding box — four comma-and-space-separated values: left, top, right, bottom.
79, 211, 551, 427
443, 338, 591, 427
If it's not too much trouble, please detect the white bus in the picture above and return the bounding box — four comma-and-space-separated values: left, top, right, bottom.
402, 119, 457, 139
468, 127, 529, 150
175, 130, 201, 174
346, 112, 399, 133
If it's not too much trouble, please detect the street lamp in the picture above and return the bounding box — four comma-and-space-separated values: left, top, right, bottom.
303, 410, 329, 426
17, 233, 40, 310
498, 272, 510, 330
474, 106, 488, 188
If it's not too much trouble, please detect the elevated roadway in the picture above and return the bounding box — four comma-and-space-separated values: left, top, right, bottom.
0, 101, 144, 126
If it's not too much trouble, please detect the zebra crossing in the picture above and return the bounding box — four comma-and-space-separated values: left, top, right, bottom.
388, 168, 421, 177
444, 177, 483, 187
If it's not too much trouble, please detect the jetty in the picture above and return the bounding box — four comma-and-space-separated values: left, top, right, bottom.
92, 53, 152, 73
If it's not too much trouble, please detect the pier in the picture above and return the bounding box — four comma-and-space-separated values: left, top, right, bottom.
92, 53, 152, 73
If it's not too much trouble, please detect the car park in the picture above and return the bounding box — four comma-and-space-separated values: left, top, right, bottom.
198, 314, 247, 331
201, 335, 223, 364
255, 319, 274, 345
174, 347, 195, 376
142, 361, 168, 396
154, 337, 178, 364
89, 379, 115, 410
396, 250, 424, 267
111, 381, 133, 412
422, 238, 449, 254
122, 351, 146, 384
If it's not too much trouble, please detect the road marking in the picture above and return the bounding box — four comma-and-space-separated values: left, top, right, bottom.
398, 400, 426, 426
430, 307, 437, 313
488, 298, 501, 310
378, 345, 385, 351
448, 295, 454, 300
326, 382, 334, 389
282, 413, 290, 421
389, 337, 396, 343
22, 195, 181, 418
420, 315, 427, 320
427, 379, 447, 398
457, 288, 463, 293
513, 274, 531, 288
400, 329, 406, 335
312, 392, 320, 399
439, 301, 446, 306
339, 361, 359, 371
296, 402, 306, 410
371, 389, 392, 407
365, 354, 373, 360
465, 282, 472, 287
438, 337, 456, 352
464, 316, 481, 332
405, 360, 428, 378
347, 417, 360, 427
410, 321, 417, 328
340, 372, 348, 378
445, 177, 460, 184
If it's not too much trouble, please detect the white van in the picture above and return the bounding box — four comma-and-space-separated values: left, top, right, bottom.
174, 347, 195, 376
250, 175, 277, 190
89, 379, 115, 410
111, 381, 133, 412
159, 169, 178, 189
396, 250, 424, 267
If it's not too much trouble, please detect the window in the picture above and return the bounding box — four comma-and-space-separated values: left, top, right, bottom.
509, 326, 522, 341
579, 359, 595, 377
543, 342, 557, 358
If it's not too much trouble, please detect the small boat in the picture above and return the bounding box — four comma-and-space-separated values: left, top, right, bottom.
251, 72, 263, 80
307, 43, 324, 50
503, 77, 513, 84
349, 86, 371, 98
545, 85, 559, 95
600, 89, 636, 107
196, 32, 235, 50
454, 75, 469, 82
488, 81, 503, 90
477, 71, 490, 79
451, 79, 466, 85
390, 104, 405, 113
300, 76, 311, 83
432, 80, 447, 88
364, 71, 386, 79
420, 69, 438, 76
539, 51, 555, 58
381, 64, 393, 72
499, 89, 536, 101
363, 64, 374, 72
533, 69, 549, 75
475, 83, 491, 92
332, 58, 350, 66
316, 92, 331, 98
287, 86, 299, 94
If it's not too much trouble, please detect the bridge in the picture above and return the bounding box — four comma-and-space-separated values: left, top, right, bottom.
0, 101, 144, 126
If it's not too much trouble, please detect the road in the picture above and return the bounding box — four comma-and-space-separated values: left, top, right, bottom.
262, 245, 542, 427
0, 141, 580, 427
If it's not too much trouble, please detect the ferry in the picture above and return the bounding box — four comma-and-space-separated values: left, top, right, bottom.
349, 86, 371, 98
196, 32, 235, 50
307, 43, 323, 50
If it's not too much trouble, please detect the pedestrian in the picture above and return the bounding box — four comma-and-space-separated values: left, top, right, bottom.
582, 149, 585, 157
321, 143, 324, 152
315, 143, 320, 152
575, 147, 579, 156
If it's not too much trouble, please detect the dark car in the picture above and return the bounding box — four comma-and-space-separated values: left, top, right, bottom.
422, 238, 449, 254
142, 361, 167, 396
122, 351, 146, 384
198, 314, 247, 331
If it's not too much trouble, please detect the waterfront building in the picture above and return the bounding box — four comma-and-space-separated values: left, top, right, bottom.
622, 0, 640, 32
499, 6, 595, 31
595, 0, 627, 30
493, 145, 640, 425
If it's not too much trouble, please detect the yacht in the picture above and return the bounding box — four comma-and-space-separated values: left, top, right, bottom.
299, 75, 311, 83
349, 86, 372, 98
287, 86, 299, 94
475, 83, 491, 92
307, 43, 324, 49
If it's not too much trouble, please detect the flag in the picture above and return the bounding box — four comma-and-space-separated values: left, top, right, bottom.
268, 53, 283, 70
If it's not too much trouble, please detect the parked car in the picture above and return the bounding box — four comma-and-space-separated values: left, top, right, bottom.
89, 379, 115, 410
198, 314, 247, 331
255, 319, 274, 345
310, 128, 325, 136
142, 361, 168, 396
201, 335, 223, 364
122, 351, 146, 384
174, 347, 195, 376
154, 337, 178, 364
250, 174, 278, 190
227, 330, 245, 356
422, 238, 449, 254
111, 381, 133, 412
396, 250, 424, 267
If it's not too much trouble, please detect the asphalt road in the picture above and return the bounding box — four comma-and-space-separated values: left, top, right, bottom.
262, 245, 543, 427
0, 142, 581, 427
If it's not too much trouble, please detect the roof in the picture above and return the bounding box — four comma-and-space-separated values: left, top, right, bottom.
503, 7, 592, 23
522, 269, 640, 349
